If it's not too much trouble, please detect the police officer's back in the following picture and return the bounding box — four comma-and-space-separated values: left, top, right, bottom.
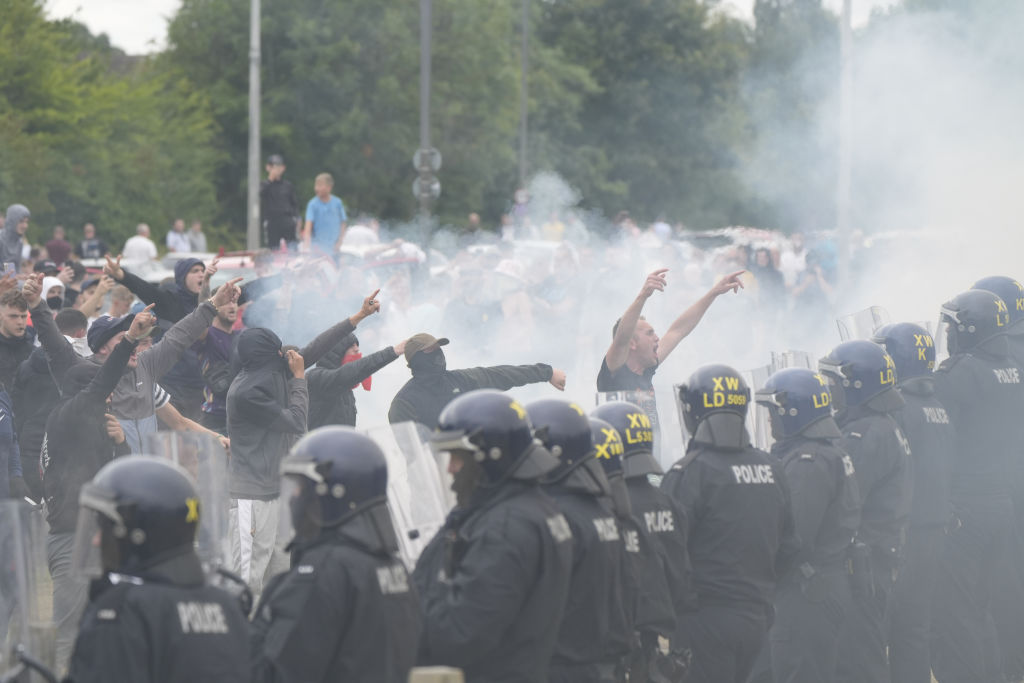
754, 368, 860, 683
872, 323, 955, 683
661, 364, 799, 683
249, 427, 422, 683
412, 389, 573, 683
527, 399, 632, 682
67, 457, 249, 683
592, 401, 694, 634
819, 340, 913, 683
929, 289, 1024, 682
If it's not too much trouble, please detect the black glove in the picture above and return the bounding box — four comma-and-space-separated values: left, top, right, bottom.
8, 476, 31, 501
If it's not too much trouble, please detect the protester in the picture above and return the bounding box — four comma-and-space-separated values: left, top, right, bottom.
307, 334, 406, 429
0, 289, 36, 389
260, 153, 300, 248
74, 222, 108, 260
302, 172, 347, 253
197, 298, 239, 433
188, 220, 208, 252
44, 225, 72, 266
167, 218, 191, 253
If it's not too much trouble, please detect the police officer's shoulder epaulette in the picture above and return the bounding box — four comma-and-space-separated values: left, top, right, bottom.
935, 354, 965, 373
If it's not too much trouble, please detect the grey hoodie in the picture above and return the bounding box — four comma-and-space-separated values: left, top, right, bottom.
0, 205, 29, 270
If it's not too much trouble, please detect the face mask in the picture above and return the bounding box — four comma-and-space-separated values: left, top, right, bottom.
47, 296, 63, 311
65, 335, 92, 358
410, 348, 446, 375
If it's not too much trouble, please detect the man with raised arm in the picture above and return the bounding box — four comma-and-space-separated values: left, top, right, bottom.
598, 268, 745, 392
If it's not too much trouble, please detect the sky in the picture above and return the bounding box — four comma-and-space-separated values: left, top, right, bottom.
47, 0, 900, 56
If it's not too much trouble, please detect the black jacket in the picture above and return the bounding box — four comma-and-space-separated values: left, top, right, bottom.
934, 344, 1024, 498
250, 521, 422, 683
389, 363, 553, 429
661, 442, 799, 610
613, 507, 676, 639
226, 330, 308, 500
893, 383, 955, 527
626, 477, 694, 621
413, 481, 574, 683
836, 406, 913, 555
68, 551, 249, 683
307, 346, 398, 429
0, 325, 36, 391
543, 482, 632, 676
770, 436, 861, 571
12, 347, 58, 484
41, 337, 135, 533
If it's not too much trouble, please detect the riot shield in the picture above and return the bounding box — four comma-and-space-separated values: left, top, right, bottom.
836, 306, 891, 341
743, 365, 774, 451
0, 501, 55, 683
143, 432, 231, 572
363, 422, 452, 569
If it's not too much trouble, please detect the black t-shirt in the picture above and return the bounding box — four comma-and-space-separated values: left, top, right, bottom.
597, 357, 657, 392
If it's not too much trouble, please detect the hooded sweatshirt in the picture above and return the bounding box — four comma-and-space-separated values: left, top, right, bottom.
306, 334, 399, 428
0, 205, 29, 270
12, 347, 59, 494
226, 328, 308, 499
0, 323, 37, 391
42, 276, 65, 311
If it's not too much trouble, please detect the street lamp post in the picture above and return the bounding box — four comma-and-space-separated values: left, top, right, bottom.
837, 0, 853, 288
414, 0, 440, 224
246, 0, 261, 251
518, 0, 529, 189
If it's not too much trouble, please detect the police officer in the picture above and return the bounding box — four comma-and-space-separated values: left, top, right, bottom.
527, 399, 632, 682
412, 389, 574, 683
589, 416, 684, 683
929, 289, 1024, 683
661, 364, 799, 683
871, 323, 955, 683
591, 401, 694, 642
971, 276, 1024, 681
249, 427, 422, 683
819, 340, 913, 683
754, 368, 861, 683
67, 456, 249, 683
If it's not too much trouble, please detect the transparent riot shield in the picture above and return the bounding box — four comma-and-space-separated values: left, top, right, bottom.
743, 365, 774, 451
0, 501, 56, 683
836, 306, 891, 341
363, 422, 452, 570
143, 432, 231, 572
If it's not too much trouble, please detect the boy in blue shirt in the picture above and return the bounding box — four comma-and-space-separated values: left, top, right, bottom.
303, 173, 347, 253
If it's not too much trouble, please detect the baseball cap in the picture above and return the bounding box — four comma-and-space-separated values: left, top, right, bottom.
404, 333, 449, 363
87, 314, 135, 353
34, 260, 58, 275
266, 154, 285, 165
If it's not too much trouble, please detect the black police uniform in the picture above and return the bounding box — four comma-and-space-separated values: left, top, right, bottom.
931, 345, 1024, 683
767, 435, 860, 683
887, 383, 954, 683
544, 479, 633, 682
413, 480, 574, 683
834, 404, 912, 683
661, 442, 799, 683
68, 552, 250, 683
250, 526, 422, 683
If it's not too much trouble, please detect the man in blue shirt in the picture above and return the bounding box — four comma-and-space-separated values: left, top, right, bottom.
303, 172, 347, 253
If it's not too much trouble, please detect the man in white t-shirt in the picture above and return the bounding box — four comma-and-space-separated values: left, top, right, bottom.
166, 218, 191, 253
122, 223, 159, 262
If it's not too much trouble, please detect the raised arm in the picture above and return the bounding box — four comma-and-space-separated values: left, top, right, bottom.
605, 269, 667, 373
453, 363, 564, 392
309, 344, 399, 393
656, 270, 744, 363
299, 289, 381, 368
23, 274, 77, 384
79, 306, 156, 404
75, 275, 115, 319
105, 254, 184, 322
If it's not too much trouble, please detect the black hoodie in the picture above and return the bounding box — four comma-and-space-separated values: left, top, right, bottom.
12, 346, 59, 497
0, 324, 37, 390
307, 335, 398, 429
226, 328, 308, 500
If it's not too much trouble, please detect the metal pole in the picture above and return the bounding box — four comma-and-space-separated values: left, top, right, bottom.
246, 0, 261, 250
419, 0, 432, 220
836, 0, 853, 289
518, 0, 529, 189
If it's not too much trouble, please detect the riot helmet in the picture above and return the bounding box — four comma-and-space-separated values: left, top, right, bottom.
677, 364, 751, 450
937, 289, 1011, 356
432, 390, 558, 495
73, 456, 199, 578
819, 340, 903, 416
527, 399, 611, 497
591, 401, 662, 477
973, 276, 1024, 331
755, 368, 842, 441
282, 426, 398, 551
872, 322, 936, 392
589, 417, 632, 516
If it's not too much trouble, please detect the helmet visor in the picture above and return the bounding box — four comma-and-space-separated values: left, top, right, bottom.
70, 506, 106, 582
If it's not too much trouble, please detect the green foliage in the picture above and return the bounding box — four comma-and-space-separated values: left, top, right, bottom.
0, 0, 223, 251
